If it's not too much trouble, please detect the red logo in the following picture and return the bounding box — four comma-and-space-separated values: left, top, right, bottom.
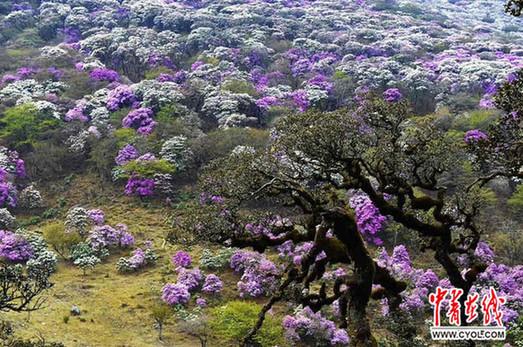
429, 286, 506, 327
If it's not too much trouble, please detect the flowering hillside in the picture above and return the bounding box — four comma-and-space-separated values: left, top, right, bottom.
0, 0, 522, 346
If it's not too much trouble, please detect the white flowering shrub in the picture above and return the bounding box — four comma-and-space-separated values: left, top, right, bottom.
18, 185, 43, 209
0, 208, 15, 230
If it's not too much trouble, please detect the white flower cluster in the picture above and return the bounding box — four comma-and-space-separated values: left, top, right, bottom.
0, 80, 68, 105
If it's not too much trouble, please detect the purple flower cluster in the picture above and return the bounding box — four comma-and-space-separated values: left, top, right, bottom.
1, 74, 20, 85
283, 307, 349, 346
177, 268, 204, 291
89, 68, 120, 82
255, 96, 281, 110
162, 283, 191, 305
476, 263, 523, 324
172, 251, 192, 268
291, 58, 313, 77
244, 222, 283, 241
87, 224, 134, 251
156, 73, 175, 82
377, 245, 413, 279
191, 61, 205, 71
62, 27, 81, 44
464, 129, 488, 144
65, 103, 88, 122
122, 107, 157, 135
201, 274, 223, 294
0, 182, 17, 208
47, 67, 64, 80
195, 297, 207, 307
162, 251, 224, 306
378, 246, 450, 314
124, 176, 155, 197
106, 85, 136, 111
199, 193, 225, 205
474, 241, 495, 264
291, 90, 309, 112
0, 230, 33, 262
15, 159, 26, 178
115, 144, 139, 166
349, 194, 387, 245
230, 250, 280, 297
172, 70, 187, 84
277, 241, 317, 266
127, 248, 146, 269
87, 209, 105, 225
308, 74, 333, 93
17, 67, 37, 79
383, 88, 402, 102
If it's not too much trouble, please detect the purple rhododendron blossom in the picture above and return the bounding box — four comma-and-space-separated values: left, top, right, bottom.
115, 144, 139, 166
172, 251, 192, 268
0, 230, 33, 262
464, 129, 488, 144
89, 68, 120, 82
124, 176, 155, 197
122, 108, 157, 135
87, 209, 105, 225
162, 283, 190, 305
383, 88, 402, 102
107, 85, 136, 111
202, 274, 223, 294
349, 194, 387, 245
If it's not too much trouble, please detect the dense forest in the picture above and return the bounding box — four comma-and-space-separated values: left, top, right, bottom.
0, 0, 522, 346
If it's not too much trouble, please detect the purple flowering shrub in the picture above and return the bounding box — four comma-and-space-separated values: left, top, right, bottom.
115, 144, 139, 166
230, 250, 280, 298
118, 154, 175, 198
89, 68, 120, 82
162, 283, 191, 306
383, 88, 402, 102
464, 129, 489, 144
376, 242, 523, 324
122, 108, 157, 135
0, 147, 29, 208
87, 223, 134, 251
106, 85, 136, 111
172, 251, 192, 268
0, 230, 34, 262
124, 176, 155, 197
116, 243, 158, 273
87, 209, 105, 225
161, 254, 224, 306
201, 274, 223, 294
349, 193, 388, 245
283, 307, 349, 346
65, 102, 89, 122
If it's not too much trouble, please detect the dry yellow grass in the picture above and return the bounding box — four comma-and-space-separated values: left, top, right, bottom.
5, 175, 208, 346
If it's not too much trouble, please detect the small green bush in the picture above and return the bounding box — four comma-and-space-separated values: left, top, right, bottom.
208, 301, 284, 346
43, 222, 82, 260
0, 104, 60, 152
122, 159, 175, 178
222, 80, 258, 97
199, 248, 236, 270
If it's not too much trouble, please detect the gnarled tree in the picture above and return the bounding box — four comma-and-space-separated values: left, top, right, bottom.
173, 90, 521, 346
0, 261, 53, 313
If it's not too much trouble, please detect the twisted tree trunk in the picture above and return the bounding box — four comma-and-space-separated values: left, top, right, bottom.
325, 208, 377, 347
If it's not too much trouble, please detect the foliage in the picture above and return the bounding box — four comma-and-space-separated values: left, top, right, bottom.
208, 301, 284, 346
199, 248, 236, 270
116, 247, 158, 273
42, 222, 81, 260
121, 159, 175, 178
0, 104, 59, 152
508, 184, 523, 209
